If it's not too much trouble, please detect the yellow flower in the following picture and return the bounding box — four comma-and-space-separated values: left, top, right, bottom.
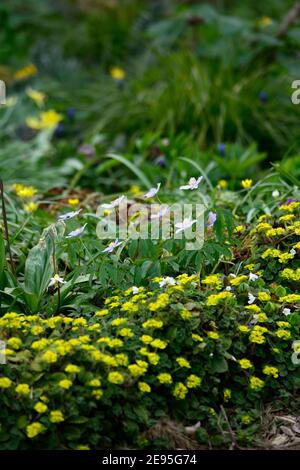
118, 328, 134, 338
13, 183, 37, 199
259, 16, 272, 27
14, 64, 37, 81
88, 379, 101, 387
110, 67, 125, 80
0, 377, 12, 388
279, 294, 300, 303
202, 274, 223, 290
230, 275, 247, 286
128, 364, 147, 377
108, 372, 124, 384
147, 352, 160, 365
77, 445, 90, 450
150, 339, 167, 349
223, 388, 231, 402
241, 179, 253, 189
241, 415, 253, 425
180, 309, 193, 320
31, 325, 43, 335
234, 225, 245, 233
157, 373, 172, 384
173, 382, 188, 399
138, 382, 151, 393
276, 329, 291, 340
149, 293, 169, 312
142, 319, 163, 329
207, 331, 219, 340
192, 333, 204, 342
111, 318, 127, 327
238, 325, 249, 333
50, 410, 64, 423
249, 376, 265, 390
26, 88, 45, 106
206, 291, 233, 306
186, 375, 202, 389
58, 379, 72, 390
7, 337, 22, 349
42, 350, 58, 363
26, 422, 44, 438
239, 359, 253, 369
263, 366, 279, 378
140, 335, 153, 344
68, 198, 79, 206
217, 179, 228, 189
24, 201, 38, 213
92, 389, 103, 400
15, 383, 30, 395
176, 357, 191, 368
94, 309, 109, 317
26, 109, 63, 130
34, 402, 48, 413
115, 353, 128, 366
258, 292, 271, 302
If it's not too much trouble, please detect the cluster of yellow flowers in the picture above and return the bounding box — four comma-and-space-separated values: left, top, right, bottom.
12, 183, 39, 213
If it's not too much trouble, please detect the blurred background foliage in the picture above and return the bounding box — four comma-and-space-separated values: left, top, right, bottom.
1, 0, 300, 190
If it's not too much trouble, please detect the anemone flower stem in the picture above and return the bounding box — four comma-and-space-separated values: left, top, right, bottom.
51, 238, 61, 314
0, 179, 16, 275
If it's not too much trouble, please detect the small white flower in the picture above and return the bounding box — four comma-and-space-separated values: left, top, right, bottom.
248, 293, 256, 305
58, 209, 82, 221
283, 308, 291, 316
143, 183, 161, 199
180, 176, 203, 190
175, 218, 197, 234
272, 190, 280, 198
159, 277, 176, 287
251, 315, 258, 325
65, 223, 87, 239
132, 286, 140, 294
290, 249, 296, 255
225, 286, 232, 291
102, 195, 125, 209
249, 272, 258, 282
102, 239, 122, 253
48, 274, 66, 288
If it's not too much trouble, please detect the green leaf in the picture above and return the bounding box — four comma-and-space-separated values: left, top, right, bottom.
24, 222, 65, 311
210, 356, 228, 373
106, 153, 152, 189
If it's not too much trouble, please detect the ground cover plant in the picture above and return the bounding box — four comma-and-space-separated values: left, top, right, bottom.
0, 0, 300, 451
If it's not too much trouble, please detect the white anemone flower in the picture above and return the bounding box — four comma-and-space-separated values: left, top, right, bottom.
102, 195, 125, 209
131, 286, 140, 294
58, 209, 82, 221
143, 183, 161, 199
248, 293, 256, 305
159, 277, 176, 287
102, 239, 122, 253
65, 223, 87, 239
283, 308, 291, 316
48, 274, 66, 288
175, 218, 197, 234
180, 176, 203, 190
249, 272, 259, 282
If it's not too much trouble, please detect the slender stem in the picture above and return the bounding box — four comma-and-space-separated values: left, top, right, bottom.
0, 179, 16, 275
